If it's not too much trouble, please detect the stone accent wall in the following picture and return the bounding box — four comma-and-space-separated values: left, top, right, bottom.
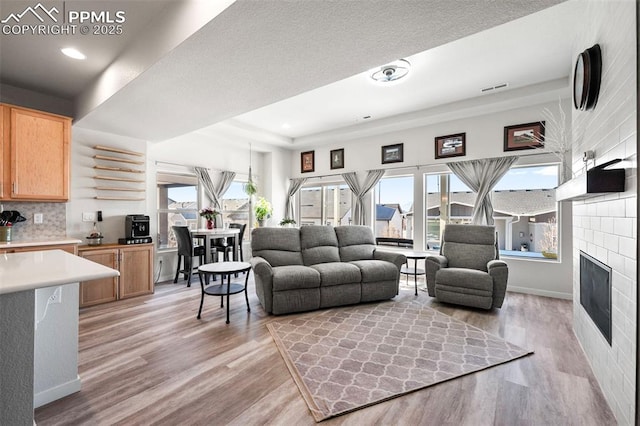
571, 1, 637, 424
0, 202, 66, 240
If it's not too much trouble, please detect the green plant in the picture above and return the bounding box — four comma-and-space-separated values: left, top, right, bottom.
254, 197, 272, 221
279, 218, 296, 226
243, 179, 257, 196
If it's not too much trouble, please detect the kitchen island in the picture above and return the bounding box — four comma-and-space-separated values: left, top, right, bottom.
0, 249, 119, 426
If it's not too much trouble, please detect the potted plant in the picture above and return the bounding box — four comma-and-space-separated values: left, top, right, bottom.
199, 207, 219, 229
243, 179, 257, 196
254, 197, 272, 227
279, 218, 296, 227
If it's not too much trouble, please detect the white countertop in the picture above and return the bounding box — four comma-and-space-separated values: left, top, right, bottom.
0, 249, 119, 295
0, 238, 82, 249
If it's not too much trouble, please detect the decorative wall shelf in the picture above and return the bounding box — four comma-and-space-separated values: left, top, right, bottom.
92, 145, 146, 201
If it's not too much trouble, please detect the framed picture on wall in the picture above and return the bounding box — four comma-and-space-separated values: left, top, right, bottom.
381, 143, 403, 164
504, 121, 545, 151
330, 148, 344, 169
435, 133, 466, 159
301, 150, 315, 173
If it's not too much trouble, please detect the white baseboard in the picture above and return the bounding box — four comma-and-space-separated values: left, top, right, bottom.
508, 286, 572, 300
34, 375, 81, 408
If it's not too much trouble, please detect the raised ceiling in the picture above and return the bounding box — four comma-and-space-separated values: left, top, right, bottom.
0, 0, 570, 146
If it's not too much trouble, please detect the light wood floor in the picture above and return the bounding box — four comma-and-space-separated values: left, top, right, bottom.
35, 276, 617, 425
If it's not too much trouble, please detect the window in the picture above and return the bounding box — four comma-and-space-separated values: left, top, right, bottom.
220, 181, 250, 240
299, 183, 351, 226
424, 164, 559, 258
157, 172, 199, 250
374, 175, 414, 243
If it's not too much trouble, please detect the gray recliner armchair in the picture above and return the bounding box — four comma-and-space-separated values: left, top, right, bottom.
426, 224, 508, 309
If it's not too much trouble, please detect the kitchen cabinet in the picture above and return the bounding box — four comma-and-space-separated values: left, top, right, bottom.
78, 243, 153, 307
0, 243, 78, 255
0, 103, 71, 202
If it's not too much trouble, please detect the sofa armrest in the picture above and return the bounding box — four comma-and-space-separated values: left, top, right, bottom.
250, 257, 274, 313
487, 259, 508, 308
426, 255, 448, 297
373, 250, 407, 271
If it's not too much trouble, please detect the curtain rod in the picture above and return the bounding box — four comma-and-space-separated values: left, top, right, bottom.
155, 160, 249, 176
304, 151, 556, 180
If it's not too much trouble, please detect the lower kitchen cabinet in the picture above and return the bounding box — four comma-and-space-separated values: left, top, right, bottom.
79, 243, 153, 307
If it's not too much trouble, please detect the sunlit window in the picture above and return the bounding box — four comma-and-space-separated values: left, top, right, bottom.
299, 183, 351, 226
373, 175, 414, 245
157, 172, 199, 250
424, 164, 559, 259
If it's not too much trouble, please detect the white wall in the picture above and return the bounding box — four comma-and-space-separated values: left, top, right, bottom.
290, 99, 574, 298
67, 127, 149, 244
570, 1, 637, 424
149, 134, 291, 282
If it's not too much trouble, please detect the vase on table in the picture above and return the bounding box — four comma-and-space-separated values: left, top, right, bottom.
206, 219, 214, 230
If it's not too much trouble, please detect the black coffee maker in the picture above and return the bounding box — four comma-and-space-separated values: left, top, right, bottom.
120, 215, 152, 244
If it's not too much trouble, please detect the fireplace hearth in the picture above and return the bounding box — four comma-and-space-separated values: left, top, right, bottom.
580, 251, 612, 345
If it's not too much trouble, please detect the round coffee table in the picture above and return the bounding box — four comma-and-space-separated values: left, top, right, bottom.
197, 261, 251, 323
400, 251, 429, 295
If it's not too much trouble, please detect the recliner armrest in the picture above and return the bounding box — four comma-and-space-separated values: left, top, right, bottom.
250, 257, 274, 313
487, 259, 508, 308
373, 250, 406, 271
425, 255, 448, 297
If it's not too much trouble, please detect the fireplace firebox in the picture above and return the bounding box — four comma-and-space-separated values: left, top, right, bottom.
579, 251, 612, 345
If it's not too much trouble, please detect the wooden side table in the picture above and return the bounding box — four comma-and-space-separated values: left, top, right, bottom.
197, 261, 251, 323
400, 251, 429, 295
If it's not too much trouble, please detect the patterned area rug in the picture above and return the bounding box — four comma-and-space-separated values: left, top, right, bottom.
267, 300, 533, 422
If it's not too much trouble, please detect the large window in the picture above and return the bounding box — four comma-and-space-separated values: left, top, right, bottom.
157, 172, 199, 250
220, 181, 250, 240
299, 183, 351, 226
374, 175, 414, 242
425, 164, 559, 258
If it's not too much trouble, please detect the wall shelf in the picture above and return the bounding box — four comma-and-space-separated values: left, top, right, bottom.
94, 155, 144, 165
95, 186, 146, 192
92, 145, 146, 201
94, 165, 145, 174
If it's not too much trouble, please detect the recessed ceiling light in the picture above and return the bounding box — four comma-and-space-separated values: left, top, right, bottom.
281, 123, 291, 129
370, 59, 410, 84
61, 47, 86, 60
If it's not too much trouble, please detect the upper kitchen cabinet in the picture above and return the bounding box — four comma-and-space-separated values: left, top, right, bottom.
0, 104, 71, 201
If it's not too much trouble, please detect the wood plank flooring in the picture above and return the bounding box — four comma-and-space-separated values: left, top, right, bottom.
35, 276, 617, 425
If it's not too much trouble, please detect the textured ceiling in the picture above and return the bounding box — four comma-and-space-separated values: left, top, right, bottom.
74, 0, 565, 141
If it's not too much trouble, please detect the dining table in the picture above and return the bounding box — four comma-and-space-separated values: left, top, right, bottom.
191, 228, 241, 264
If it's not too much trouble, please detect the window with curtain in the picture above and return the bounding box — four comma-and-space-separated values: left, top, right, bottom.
373, 175, 414, 241
157, 172, 199, 250
220, 181, 250, 240
299, 183, 351, 226
424, 163, 559, 258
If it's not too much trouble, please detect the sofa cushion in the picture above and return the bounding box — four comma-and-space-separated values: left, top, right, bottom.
272, 265, 321, 291
441, 242, 496, 272
310, 262, 361, 287
335, 225, 376, 261
251, 228, 303, 266
435, 268, 493, 292
300, 225, 340, 266
349, 260, 398, 283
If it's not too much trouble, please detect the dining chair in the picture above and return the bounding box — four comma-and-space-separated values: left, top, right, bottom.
212, 223, 246, 262
172, 225, 206, 286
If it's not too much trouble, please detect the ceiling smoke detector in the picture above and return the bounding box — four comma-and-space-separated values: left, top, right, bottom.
370, 59, 411, 83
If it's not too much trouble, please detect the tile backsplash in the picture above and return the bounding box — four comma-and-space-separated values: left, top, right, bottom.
1, 202, 66, 239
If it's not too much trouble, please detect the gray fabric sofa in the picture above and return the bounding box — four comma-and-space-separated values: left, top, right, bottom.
426, 224, 508, 309
250, 225, 406, 315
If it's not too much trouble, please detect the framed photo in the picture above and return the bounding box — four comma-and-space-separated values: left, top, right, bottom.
435, 133, 466, 159
301, 150, 315, 173
504, 121, 545, 151
381, 143, 403, 164
330, 148, 344, 169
